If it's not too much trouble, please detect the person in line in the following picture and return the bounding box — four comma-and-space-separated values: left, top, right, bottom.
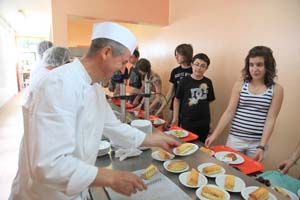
131, 58, 163, 118
9, 22, 180, 200
128, 49, 142, 104
30, 40, 54, 79
109, 64, 129, 96
278, 140, 300, 174
172, 53, 215, 143
205, 46, 284, 162
155, 44, 193, 124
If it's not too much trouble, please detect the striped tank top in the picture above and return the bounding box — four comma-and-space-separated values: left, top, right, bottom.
229, 82, 273, 140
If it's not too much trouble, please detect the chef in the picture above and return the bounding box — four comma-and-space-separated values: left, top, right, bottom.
9, 22, 180, 200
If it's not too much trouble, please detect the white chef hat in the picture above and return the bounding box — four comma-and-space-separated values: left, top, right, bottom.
91, 22, 137, 54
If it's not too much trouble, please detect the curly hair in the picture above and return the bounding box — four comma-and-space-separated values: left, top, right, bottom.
242, 46, 277, 87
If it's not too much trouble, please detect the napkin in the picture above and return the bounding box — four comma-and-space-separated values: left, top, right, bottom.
115, 148, 143, 161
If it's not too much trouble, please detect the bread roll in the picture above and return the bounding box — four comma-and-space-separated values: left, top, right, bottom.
158, 149, 170, 160
201, 186, 225, 200
203, 164, 222, 175
167, 160, 188, 171
248, 187, 269, 200
274, 186, 291, 199
141, 164, 158, 180
224, 175, 235, 190
187, 168, 198, 186
176, 143, 194, 154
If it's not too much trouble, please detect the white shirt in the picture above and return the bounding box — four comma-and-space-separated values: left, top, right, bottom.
10, 59, 145, 200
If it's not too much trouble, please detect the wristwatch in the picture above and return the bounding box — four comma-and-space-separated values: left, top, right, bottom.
256, 145, 265, 151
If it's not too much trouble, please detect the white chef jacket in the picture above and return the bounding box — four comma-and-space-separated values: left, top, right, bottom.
9, 59, 146, 200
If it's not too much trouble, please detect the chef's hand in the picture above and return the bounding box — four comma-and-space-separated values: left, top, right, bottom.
278, 159, 293, 174
252, 149, 264, 162
141, 134, 181, 153
91, 168, 147, 196
205, 134, 217, 148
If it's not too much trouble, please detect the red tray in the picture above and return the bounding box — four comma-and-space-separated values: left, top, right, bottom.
111, 98, 133, 109
168, 125, 199, 142
212, 145, 264, 175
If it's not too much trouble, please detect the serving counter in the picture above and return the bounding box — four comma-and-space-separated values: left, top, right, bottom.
91, 133, 288, 199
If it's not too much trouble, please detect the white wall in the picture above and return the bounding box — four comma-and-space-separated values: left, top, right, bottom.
0, 17, 18, 108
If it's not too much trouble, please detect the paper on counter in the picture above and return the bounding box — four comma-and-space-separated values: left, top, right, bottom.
105, 169, 192, 200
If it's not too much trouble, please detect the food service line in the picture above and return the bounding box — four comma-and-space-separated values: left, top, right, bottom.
89, 111, 287, 199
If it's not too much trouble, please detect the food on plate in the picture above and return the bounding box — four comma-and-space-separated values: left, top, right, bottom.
176, 143, 195, 154
224, 175, 235, 190
274, 186, 291, 199
167, 160, 188, 171
201, 185, 225, 200
172, 130, 186, 137
141, 164, 158, 180
200, 146, 213, 155
151, 118, 164, 125
158, 149, 171, 160
187, 168, 199, 186
248, 187, 269, 200
202, 164, 222, 175
225, 153, 237, 161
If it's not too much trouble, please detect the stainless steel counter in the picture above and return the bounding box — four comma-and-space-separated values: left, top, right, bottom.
91, 102, 287, 199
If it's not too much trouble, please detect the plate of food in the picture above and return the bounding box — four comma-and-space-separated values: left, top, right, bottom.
215, 151, 245, 164
273, 186, 299, 200
150, 118, 165, 126
165, 130, 189, 138
196, 184, 230, 200
163, 159, 189, 173
197, 162, 226, 178
151, 149, 175, 161
178, 168, 208, 188
173, 143, 198, 156
199, 146, 215, 156
215, 174, 246, 192
241, 186, 277, 200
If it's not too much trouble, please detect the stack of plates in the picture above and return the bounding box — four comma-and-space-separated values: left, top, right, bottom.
131, 119, 152, 134
98, 140, 111, 157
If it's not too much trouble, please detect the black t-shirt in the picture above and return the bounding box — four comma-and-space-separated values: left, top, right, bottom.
175, 76, 215, 124
129, 66, 142, 89
111, 68, 129, 83
169, 66, 192, 110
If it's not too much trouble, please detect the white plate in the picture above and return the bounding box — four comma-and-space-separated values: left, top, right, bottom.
163, 159, 189, 173
298, 188, 300, 198
173, 143, 199, 156
98, 140, 110, 156
151, 150, 175, 161
272, 187, 299, 200
179, 171, 208, 188
165, 130, 189, 138
196, 184, 230, 200
151, 118, 165, 126
215, 174, 246, 192
241, 186, 277, 200
197, 162, 226, 178
215, 151, 245, 164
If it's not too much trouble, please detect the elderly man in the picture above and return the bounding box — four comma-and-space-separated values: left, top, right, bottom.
10, 22, 180, 200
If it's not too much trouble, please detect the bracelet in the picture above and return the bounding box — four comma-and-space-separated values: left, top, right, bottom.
256, 145, 265, 151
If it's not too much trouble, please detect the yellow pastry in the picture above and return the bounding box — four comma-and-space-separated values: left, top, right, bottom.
167, 160, 188, 171
187, 168, 198, 186
248, 187, 269, 200
176, 143, 195, 154
200, 146, 213, 155
141, 164, 158, 180
202, 164, 222, 175
158, 149, 170, 160
224, 175, 235, 190
201, 185, 225, 200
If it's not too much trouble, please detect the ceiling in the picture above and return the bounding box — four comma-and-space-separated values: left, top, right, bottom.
0, 0, 51, 37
